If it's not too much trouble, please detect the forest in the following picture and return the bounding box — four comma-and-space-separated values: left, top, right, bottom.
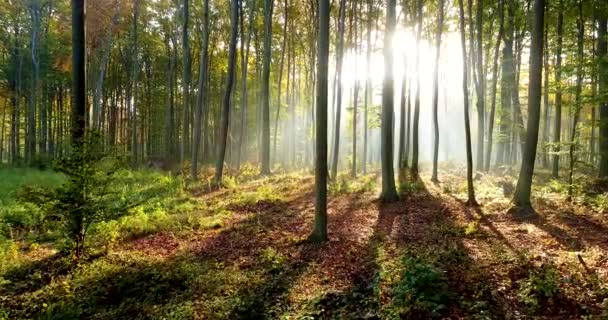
0, 0, 607, 318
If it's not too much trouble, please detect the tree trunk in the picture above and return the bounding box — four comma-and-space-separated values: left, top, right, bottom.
363, 0, 372, 174
191, 0, 210, 178
273, 0, 288, 166
27, 0, 40, 164
598, 10, 608, 177
410, 0, 423, 177
458, 0, 477, 206
216, 14, 238, 174
512, 0, 545, 211
71, 0, 86, 143
237, 0, 256, 171
552, 9, 564, 178
181, 0, 191, 164
260, 0, 274, 175
567, 1, 584, 201
331, 0, 347, 179
380, 0, 398, 202
311, 0, 329, 243
431, 0, 445, 183
541, 14, 550, 169
485, 0, 504, 171
351, 0, 359, 178
475, 0, 485, 171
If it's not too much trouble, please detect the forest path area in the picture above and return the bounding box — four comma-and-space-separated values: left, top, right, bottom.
2, 169, 607, 319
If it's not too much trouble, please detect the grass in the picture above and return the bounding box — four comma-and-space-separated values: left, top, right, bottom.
1, 166, 607, 319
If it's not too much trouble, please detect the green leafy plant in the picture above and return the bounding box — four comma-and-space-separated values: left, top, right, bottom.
392, 256, 450, 317
517, 262, 560, 310
17, 132, 138, 258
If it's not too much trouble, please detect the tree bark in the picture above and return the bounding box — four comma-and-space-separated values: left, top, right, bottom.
567, 1, 584, 201
512, 0, 545, 211
485, 0, 504, 171
431, 0, 445, 183
598, 9, 608, 177
552, 9, 564, 178
191, 0, 210, 178
380, 0, 398, 202
260, 0, 274, 175
181, 0, 191, 164
410, 0, 423, 177
331, 0, 347, 179
458, 0, 477, 206
311, 0, 329, 243
215, 0, 239, 185
71, 0, 86, 143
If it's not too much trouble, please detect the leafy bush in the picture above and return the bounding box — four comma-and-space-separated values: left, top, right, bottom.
17, 132, 138, 257
392, 256, 450, 317
517, 262, 560, 310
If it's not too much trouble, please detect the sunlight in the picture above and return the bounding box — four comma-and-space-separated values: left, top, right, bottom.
340, 28, 464, 92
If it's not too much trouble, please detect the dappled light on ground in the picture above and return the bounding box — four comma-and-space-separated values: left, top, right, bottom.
1, 168, 607, 319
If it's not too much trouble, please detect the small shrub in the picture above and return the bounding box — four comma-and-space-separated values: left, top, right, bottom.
17, 132, 136, 258
392, 256, 450, 317
517, 262, 560, 310
258, 247, 286, 271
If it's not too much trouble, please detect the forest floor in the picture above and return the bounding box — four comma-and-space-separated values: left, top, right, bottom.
1, 165, 608, 319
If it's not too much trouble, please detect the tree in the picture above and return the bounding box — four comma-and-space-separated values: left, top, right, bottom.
552, 7, 564, 178
431, 0, 445, 183
214, 0, 239, 185
71, 0, 85, 142
351, 0, 359, 178
237, 0, 256, 171
512, 0, 545, 212
474, 0, 485, 171
567, 0, 584, 200
380, 0, 398, 202
311, 0, 329, 243
598, 6, 608, 177
191, 0, 210, 179
485, 0, 504, 171
410, 0, 422, 177
260, 0, 273, 175
330, 0, 347, 179
362, 0, 373, 174
181, 0, 191, 164
458, 0, 477, 206
27, 0, 41, 164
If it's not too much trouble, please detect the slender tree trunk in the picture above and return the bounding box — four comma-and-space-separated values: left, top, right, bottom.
552, 9, 564, 178
273, 0, 288, 165
512, 0, 545, 211
458, 0, 477, 206
71, 0, 86, 143
331, 0, 347, 179
485, 0, 504, 171
237, 0, 255, 171
380, 0, 398, 202
191, 0, 209, 178
215, 0, 239, 184
431, 0, 445, 183
398, 58, 407, 169
598, 10, 608, 177
311, 0, 329, 243
260, 0, 274, 175
181, 0, 191, 164
363, 0, 372, 174
27, 0, 40, 164
567, 1, 584, 201
351, 0, 359, 178
475, 0, 485, 171
410, 0, 423, 177
541, 15, 550, 169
